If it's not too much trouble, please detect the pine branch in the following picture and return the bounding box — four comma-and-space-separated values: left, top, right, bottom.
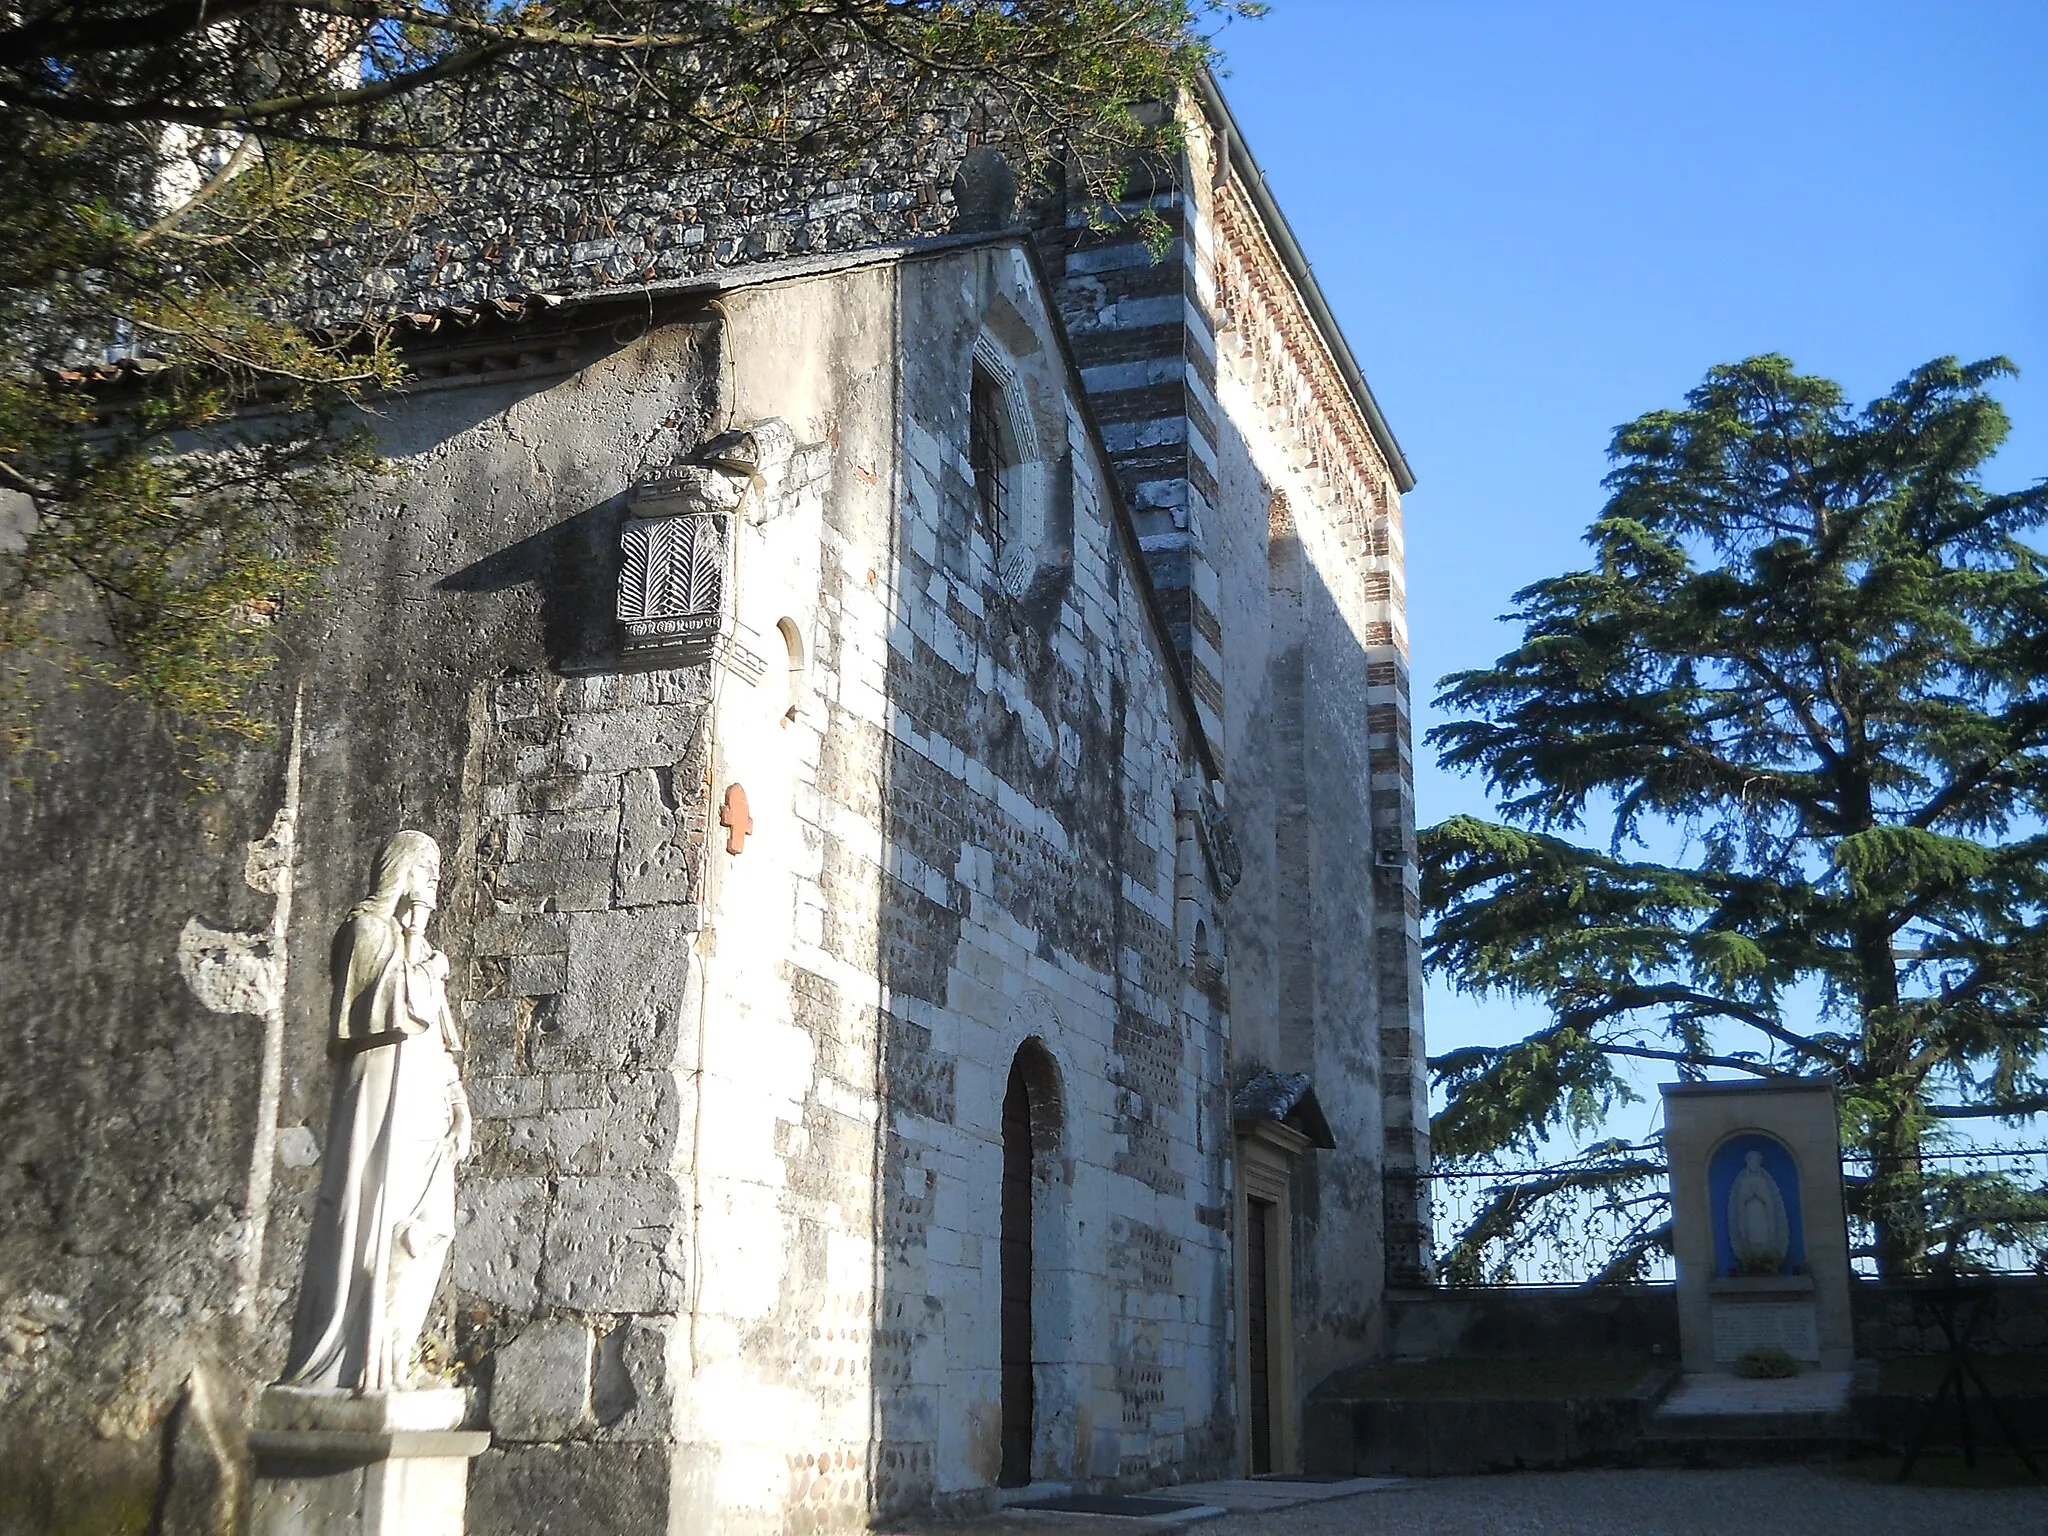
1426, 354, 2048, 1271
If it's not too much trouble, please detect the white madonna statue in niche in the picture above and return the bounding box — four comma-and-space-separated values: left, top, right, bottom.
281, 831, 473, 1393
1727, 1149, 1792, 1276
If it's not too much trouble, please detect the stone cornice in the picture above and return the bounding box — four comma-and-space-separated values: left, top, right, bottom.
1191, 70, 1414, 493
1210, 180, 1406, 623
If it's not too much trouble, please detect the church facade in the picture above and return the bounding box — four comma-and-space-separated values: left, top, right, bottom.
0, 82, 1424, 1533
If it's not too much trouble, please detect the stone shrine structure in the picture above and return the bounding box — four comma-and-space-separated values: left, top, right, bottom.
0, 76, 1426, 1534
1662, 1080, 1857, 1374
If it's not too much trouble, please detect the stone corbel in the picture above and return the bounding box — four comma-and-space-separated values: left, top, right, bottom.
736, 419, 797, 525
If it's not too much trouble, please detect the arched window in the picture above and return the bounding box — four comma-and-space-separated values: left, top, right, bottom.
967, 335, 1056, 601
775, 616, 805, 725
999, 1037, 1062, 1487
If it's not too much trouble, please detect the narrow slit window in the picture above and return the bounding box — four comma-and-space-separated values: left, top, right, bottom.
969, 364, 1012, 562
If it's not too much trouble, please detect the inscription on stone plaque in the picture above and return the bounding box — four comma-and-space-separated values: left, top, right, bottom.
1711, 1300, 1819, 1362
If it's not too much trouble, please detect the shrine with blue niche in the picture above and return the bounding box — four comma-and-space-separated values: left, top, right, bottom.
1662, 1080, 1858, 1373
1708, 1133, 1806, 1279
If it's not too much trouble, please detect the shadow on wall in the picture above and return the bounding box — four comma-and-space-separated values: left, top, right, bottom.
434, 307, 728, 677
437, 503, 619, 676
1245, 485, 1393, 1374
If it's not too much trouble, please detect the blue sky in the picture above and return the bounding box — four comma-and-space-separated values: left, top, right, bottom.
1214, 2, 2048, 1139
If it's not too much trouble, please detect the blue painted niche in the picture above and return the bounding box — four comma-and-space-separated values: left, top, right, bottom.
1708, 1132, 1806, 1278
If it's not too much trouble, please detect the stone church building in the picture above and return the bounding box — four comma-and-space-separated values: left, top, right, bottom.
0, 77, 1424, 1533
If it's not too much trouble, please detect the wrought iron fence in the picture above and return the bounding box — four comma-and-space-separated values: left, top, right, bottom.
1843, 1144, 2048, 1279
1391, 1148, 1674, 1289
1389, 1143, 2048, 1289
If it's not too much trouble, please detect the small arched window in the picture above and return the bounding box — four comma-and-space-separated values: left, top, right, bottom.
775, 616, 805, 725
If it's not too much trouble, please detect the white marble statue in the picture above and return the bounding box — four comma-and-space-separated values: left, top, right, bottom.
1727, 1148, 1791, 1275
281, 831, 473, 1393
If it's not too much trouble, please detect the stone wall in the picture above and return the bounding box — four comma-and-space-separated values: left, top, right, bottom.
1042, 91, 1429, 1396
1183, 110, 1424, 1386
1852, 1277, 2048, 1358
1, 70, 1422, 1524
675, 246, 1228, 1523
307, 64, 1432, 1431
1, 235, 1243, 1533
471, 239, 1230, 1530
1380, 1288, 1682, 1366
802, 242, 1233, 1519
1363, 1280, 2048, 1367
454, 663, 712, 1531
0, 304, 724, 1531
494, 256, 900, 1536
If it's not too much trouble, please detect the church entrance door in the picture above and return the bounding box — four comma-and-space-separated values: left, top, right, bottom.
1247, 1197, 1274, 1473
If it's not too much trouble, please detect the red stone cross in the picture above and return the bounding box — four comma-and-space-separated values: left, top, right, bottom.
719, 782, 753, 855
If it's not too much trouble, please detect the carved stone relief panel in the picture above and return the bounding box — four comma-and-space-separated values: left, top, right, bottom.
617, 429, 788, 689
617, 463, 742, 656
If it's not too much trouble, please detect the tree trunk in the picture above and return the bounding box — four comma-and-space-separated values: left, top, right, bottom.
1865, 1115, 1927, 1278
1855, 918, 1926, 1278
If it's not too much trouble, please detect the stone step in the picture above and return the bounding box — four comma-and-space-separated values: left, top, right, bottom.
1648, 1409, 1857, 1439
1005, 1492, 1228, 1527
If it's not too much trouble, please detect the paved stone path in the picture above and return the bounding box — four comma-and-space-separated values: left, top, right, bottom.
894, 1465, 2047, 1535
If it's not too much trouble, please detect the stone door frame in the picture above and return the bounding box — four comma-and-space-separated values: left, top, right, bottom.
1235, 1121, 1308, 1473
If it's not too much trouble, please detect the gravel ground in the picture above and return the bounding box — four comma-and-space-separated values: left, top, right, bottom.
1215, 1466, 2047, 1535
895, 1466, 2048, 1536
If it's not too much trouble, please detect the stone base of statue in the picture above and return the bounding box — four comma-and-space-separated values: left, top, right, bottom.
250, 1385, 488, 1535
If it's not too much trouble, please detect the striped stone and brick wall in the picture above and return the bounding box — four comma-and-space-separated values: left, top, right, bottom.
1049, 169, 1229, 751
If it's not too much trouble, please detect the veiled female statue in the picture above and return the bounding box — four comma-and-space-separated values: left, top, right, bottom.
281, 831, 473, 1392
1727, 1148, 1792, 1276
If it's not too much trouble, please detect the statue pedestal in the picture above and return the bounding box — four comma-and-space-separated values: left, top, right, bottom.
250, 1387, 488, 1535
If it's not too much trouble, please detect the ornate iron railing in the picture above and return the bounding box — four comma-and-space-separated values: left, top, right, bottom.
1388, 1143, 2048, 1288
1843, 1144, 2048, 1279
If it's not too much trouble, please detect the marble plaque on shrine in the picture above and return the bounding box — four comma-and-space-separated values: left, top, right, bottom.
1710, 1300, 1820, 1363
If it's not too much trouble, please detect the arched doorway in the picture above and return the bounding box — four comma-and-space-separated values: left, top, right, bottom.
999, 1039, 1059, 1487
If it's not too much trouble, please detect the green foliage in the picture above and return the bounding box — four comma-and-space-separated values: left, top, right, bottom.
0, 113, 411, 767
0, 1, 1260, 765
1422, 354, 2048, 1273
1734, 1346, 1799, 1379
